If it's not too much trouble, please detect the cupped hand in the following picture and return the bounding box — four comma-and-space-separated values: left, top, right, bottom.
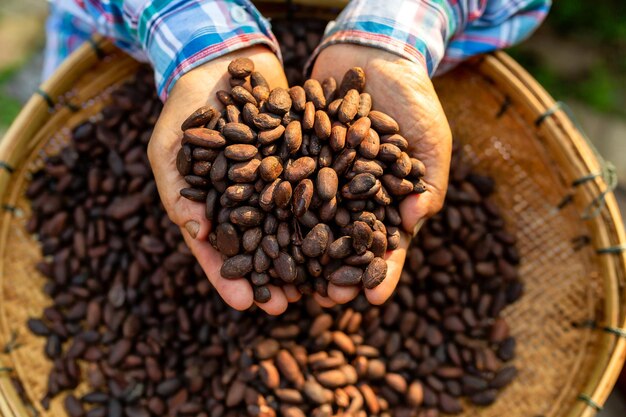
148, 46, 300, 315
311, 44, 452, 307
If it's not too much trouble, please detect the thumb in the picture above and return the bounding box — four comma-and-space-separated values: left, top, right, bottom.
147, 134, 212, 241
399, 192, 432, 236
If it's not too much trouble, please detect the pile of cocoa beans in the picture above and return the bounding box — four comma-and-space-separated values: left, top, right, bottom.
24, 17, 523, 417
26, 65, 521, 417
177, 59, 425, 302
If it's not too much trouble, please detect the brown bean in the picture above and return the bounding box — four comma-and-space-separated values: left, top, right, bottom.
339, 67, 366, 96
329, 266, 363, 286
304, 79, 326, 109
228, 57, 254, 78
258, 124, 285, 145
314, 110, 331, 139
224, 144, 258, 161
346, 117, 371, 148
229, 158, 261, 183
285, 121, 303, 154
221, 255, 253, 278
181, 105, 216, 130
267, 87, 292, 114
368, 110, 399, 134
216, 223, 240, 257
222, 123, 256, 144
302, 224, 330, 257
316, 168, 339, 201
285, 157, 316, 182
293, 179, 314, 217
230, 206, 264, 227
289, 86, 306, 112
231, 86, 257, 106
183, 128, 226, 148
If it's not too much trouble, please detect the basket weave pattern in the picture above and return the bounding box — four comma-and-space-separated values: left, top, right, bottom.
0, 41, 624, 417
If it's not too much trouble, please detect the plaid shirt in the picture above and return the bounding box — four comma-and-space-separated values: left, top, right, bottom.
44, 0, 550, 100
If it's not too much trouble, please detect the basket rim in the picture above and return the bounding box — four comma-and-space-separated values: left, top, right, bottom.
0, 38, 624, 417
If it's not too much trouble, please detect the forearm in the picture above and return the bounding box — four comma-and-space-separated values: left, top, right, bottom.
308, 0, 551, 76
48, 0, 281, 100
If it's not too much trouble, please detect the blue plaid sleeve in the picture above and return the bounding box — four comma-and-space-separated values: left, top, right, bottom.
47, 0, 280, 100
310, 0, 551, 76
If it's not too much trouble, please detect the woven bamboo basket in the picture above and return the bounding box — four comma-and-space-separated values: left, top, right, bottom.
0, 2, 625, 417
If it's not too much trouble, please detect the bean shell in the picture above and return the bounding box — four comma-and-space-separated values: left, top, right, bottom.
253, 113, 282, 130
231, 86, 257, 106
346, 117, 371, 148
368, 110, 399, 134
304, 79, 326, 109
224, 144, 258, 161
230, 206, 264, 227
181, 105, 216, 130
338, 89, 359, 124
357, 93, 372, 117
289, 86, 306, 112
285, 157, 316, 182
329, 266, 363, 286
339, 67, 366, 96
258, 124, 285, 145
381, 174, 414, 196
274, 252, 297, 283
228, 57, 254, 78
216, 223, 240, 257
221, 255, 253, 278
251, 71, 269, 88
176, 146, 192, 176
293, 179, 314, 217
183, 128, 226, 148
222, 123, 255, 144
316, 167, 339, 201
302, 101, 315, 130
363, 257, 387, 289
228, 158, 261, 183
302, 224, 330, 257
266, 87, 292, 114
359, 128, 380, 158
259, 156, 283, 181
285, 121, 303, 154
314, 110, 331, 139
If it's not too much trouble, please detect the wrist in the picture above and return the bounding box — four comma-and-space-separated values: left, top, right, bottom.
148, 0, 281, 101
306, 0, 453, 77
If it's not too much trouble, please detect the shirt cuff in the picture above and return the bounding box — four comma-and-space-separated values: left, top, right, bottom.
307, 0, 454, 77
147, 0, 281, 100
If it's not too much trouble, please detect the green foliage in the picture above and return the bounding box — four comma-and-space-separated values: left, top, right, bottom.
0, 66, 22, 129
549, 0, 626, 42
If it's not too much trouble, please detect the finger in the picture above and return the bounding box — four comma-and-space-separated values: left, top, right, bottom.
182, 229, 254, 311
147, 126, 212, 240
314, 293, 337, 308
399, 194, 428, 236
364, 232, 410, 305
327, 284, 360, 305
255, 285, 289, 315
283, 285, 302, 303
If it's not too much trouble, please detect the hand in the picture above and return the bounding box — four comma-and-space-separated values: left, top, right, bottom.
148, 46, 301, 315
311, 44, 452, 307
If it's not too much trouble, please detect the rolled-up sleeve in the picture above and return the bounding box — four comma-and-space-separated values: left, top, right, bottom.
309, 0, 551, 76
48, 0, 281, 100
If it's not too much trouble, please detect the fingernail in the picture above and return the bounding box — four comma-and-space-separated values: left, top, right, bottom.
412, 218, 426, 237
185, 221, 200, 239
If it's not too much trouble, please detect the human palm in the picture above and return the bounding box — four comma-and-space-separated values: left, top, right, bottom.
311, 44, 452, 306
148, 47, 302, 315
